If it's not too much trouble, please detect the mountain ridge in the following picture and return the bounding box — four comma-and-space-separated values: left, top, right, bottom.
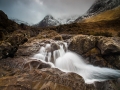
75, 0, 120, 22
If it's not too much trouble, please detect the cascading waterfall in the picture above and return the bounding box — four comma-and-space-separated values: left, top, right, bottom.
31, 41, 120, 84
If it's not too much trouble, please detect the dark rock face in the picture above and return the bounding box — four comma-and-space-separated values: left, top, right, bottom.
94, 80, 120, 90
87, 0, 120, 14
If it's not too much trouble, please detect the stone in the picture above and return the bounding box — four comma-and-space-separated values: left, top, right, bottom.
23, 59, 51, 70
68, 35, 96, 54
0, 57, 95, 90
97, 37, 120, 55
51, 42, 60, 51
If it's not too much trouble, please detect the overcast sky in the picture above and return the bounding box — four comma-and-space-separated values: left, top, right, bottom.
0, 0, 95, 24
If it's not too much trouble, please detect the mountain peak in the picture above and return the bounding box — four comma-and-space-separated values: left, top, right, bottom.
36, 15, 60, 27
44, 15, 54, 20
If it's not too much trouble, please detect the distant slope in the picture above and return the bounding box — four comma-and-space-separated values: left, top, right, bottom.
84, 6, 120, 22
75, 0, 120, 22
11, 19, 33, 26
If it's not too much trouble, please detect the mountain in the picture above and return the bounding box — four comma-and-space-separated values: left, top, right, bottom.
11, 19, 33, 26
75, 0, 120, 22
35, 15, 79, 27
58, 15, 79, 24
36, 15, 60, 27
84, 6, 120, 22
35, 0, 120, 27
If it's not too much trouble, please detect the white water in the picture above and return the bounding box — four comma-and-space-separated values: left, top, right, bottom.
32, 41, 120, 84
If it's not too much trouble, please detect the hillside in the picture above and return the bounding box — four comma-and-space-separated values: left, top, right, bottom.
75, 0, 120, 22
84, 6, 120, 22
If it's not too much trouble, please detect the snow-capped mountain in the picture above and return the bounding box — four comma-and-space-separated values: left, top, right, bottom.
36, 15, 60, 27
36, 0, 120, 27
58, 15, 79, 24
36, 15, 79, 27
11, 19, 33, 26
75, 0, 120, 22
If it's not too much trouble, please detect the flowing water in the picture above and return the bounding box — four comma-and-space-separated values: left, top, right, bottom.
31, 41, 120, 84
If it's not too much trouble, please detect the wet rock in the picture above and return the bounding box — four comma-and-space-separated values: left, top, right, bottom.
97, 37, 120, 55
16, 39, 41, 56
103, 55, 120, 69
68, 35, 96, 54
51, 42, 60, 51
24, 59, 51, 70
83, 48, 113, 67
94, 80, 120, 90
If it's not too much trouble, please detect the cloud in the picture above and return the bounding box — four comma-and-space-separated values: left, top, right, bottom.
0, 0, 95, 24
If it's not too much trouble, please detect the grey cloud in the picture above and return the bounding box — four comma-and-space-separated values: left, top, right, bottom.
0, 0, 95, 24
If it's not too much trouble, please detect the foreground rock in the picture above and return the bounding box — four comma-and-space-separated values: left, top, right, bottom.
0, 57, 95, 90
68, 35, 96, 54
0, 56, 119, 90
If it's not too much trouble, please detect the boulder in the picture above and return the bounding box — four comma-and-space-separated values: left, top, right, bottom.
97, 37, 120, 55
68, 35, 96, 54
68, 35, 120, 68
51, 42, 60, 51
24, 59, 51, 70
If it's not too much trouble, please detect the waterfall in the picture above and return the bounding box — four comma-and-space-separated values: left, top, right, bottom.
31, 41, 120, 84
55, 51, 120, 84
